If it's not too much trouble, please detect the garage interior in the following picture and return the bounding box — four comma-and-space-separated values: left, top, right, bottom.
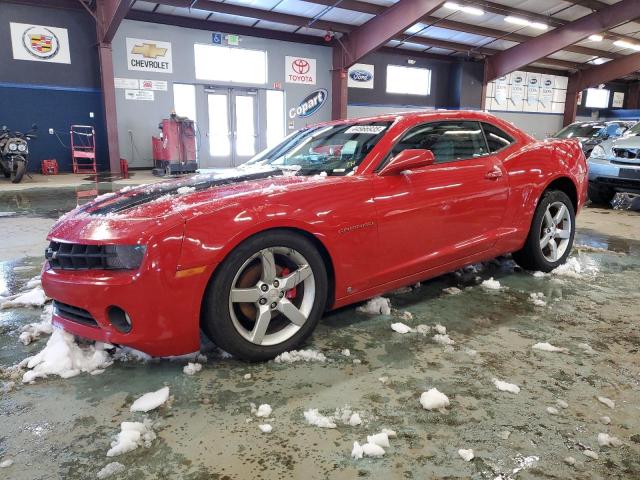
1, 0, 639, 478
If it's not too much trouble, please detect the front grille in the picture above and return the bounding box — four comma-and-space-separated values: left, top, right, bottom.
53, 300, 98, 327
45, 241, 117, 270
613, 148, 639, 160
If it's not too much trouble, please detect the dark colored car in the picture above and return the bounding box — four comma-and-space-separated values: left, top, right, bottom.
553, 121, 634, 157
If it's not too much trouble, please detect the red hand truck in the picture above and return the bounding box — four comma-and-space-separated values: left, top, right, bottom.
70, 125, 97, 174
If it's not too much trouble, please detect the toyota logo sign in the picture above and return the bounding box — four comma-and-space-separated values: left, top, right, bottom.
286, 56, 316, 84
292, 58, 310, 74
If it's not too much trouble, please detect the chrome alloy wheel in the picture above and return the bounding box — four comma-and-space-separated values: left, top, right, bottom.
228, 247, 315, 346
539, 201, 572, 262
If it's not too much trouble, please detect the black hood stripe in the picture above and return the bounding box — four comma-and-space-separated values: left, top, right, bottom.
87, 170, 283, 216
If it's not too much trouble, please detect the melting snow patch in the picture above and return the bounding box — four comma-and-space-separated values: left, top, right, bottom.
416, 325, 430, 335
529, 292, 547, 307
433, 334, 454, 345
434, 324, 447, 335
253, 404, 272, 418
582, 450, 598, 460
341, 349, 351, 357
243, 373, 252, 380
532, 342, 568, 353
97, 462, 126, 479
578, 343, 596, 355
0, 459, 13, 468
21, 328, 113, 383
274, 349, 326, 364
532, 271, 546, 278
600, 416, 611, 425
420, 388, 450, 411
130, 387, 170, 413
183, 362, 202, 375
546, 406, 559, 415
19, 304, 53, 345
259, 424, 272, 434
351, 442, 364, 459
597, 396, 615, 409
362, 443, 385, 457
458, 449, 474, 461
492, 378, 520, 394
564, 456, 576, 466
556, 399, 569, 409
400, 311, 413, 321
367, 432, 390, 448
176, 186, 196, 195
304, 409, 336, 428
357, 296, 391, 315
598, 433, 621, 447
391, 322, 413, 334
106, 420, 156, 457
1, 286, 48, 309
443, 286, 462, 295
552, 256, 599, 278
481, 277, 502, 290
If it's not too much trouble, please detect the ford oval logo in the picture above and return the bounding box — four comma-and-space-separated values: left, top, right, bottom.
289, 89, 328, 119
349, 69, 372, 82
544, 79, 553, 87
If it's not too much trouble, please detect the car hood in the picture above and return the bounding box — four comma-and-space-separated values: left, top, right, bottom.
47, 166, 329, 243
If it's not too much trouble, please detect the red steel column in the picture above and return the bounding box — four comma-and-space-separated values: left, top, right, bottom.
563, 75, 580, 127
97, 42, 121, 174
331, 46, 348, 120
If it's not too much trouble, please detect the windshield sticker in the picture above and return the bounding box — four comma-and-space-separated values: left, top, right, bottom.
344, 125, 387, 135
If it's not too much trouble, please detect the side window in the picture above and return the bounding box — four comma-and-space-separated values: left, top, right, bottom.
390, 121, 488, 164
482, 122, 515, 153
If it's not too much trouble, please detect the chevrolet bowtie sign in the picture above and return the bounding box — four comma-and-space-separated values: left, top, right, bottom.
126, 37, 172, 73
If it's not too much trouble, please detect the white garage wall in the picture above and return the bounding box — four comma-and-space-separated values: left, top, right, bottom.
490, 111, 564, 139
112, 20, 332, 168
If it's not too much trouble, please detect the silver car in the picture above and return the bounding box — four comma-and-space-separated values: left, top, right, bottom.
588, 122, 640, 204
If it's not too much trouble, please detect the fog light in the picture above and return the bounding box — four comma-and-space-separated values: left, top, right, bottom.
107, 306, 132, 333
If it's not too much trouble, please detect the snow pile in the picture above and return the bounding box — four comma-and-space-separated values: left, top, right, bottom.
243, 373, 252, 380
532, 271, 546, 278
334, 406, 365, 427
341, 349, 351, 357
259, 424, 272, 434
304, 408, 336, 428
420, 388, 450, 411
97, 462, 126, 479
351, 430, 399, 459
251, 403, 272, 418
598, 433, 622, 447
367, 432, 390, 448
347, 413, 362, 427
597, 396, 615, 409
176, 186, 196, 195
433, 334, 454, 345
183, 362, 202, 375
529, 292, 547, 307
130, 387, 170, 412
532, 342, 568, 353
357, 296, 391, 315
274, 349, 326, 364
552, 256, 599, 278
24, 276, 42, 289
492, 378, 520, 394
1, 286, 48, 309
19, 304, 53, 345
458, 449, 474, 461
481, 277, 502, 290
390, 322, 413, 334
443, 287, 462, 295
106, 420, 156, 457
20, 328, 113, 383
434, 324, 447, 335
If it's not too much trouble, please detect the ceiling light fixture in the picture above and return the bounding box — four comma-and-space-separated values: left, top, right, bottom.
588, 34, 603, 41
444, 1, 484, 16
504, 16, 547, 30
589, 57, 607, 65
614, 39, 640, 51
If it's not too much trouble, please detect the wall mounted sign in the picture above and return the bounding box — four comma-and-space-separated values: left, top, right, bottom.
289, 89, 327, 119
212, 32, 222, 45
114, 77, 139, 89
526, 73, 540, 110
285, 56, 316, 85
126, 37, 173, 73
227, 34, 240, 46
140, 79, 168, 91
125, 89, 155, 101
10, 22, 70, 64
612, 91, 625, 108
347, 63, 374, 89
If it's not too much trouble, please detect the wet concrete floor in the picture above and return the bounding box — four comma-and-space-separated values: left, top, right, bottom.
0, 184, 639, 479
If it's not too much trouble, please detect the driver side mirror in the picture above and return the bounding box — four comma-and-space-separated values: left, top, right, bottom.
379, 149, 435, 176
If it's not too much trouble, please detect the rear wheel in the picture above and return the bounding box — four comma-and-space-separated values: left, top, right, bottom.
512, 190, 575, 272
587, 183, 615, 206
201, 231, 328, 361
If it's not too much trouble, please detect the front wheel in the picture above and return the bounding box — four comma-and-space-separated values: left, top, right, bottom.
512, 190, 575, 272
201, 231, 328, 361
10, 156, 26, 183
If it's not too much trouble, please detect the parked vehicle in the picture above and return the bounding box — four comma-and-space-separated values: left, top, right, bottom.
0, 124, 37, 183
553, 121, 633, 157
41, 111, 587, 360
587, 121, 640, 204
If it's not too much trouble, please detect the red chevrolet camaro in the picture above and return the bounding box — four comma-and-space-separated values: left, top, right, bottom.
42, 111, 587, 360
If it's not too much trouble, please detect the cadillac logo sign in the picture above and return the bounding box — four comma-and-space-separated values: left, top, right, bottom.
10, 22, 71, 64
23, 27, 59, 59
289, 89, 327, 119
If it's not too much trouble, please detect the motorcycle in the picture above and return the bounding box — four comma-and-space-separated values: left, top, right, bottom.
0, 124, 37, 184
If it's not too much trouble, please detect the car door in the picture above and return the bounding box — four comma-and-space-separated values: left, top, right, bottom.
371, 120, 510, 281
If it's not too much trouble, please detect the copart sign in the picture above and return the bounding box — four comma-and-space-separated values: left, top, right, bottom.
285, 56, 316, 85
289, 89, 327, 119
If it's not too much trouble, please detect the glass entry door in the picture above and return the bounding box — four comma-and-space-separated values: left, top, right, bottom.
207, 89, 258, 167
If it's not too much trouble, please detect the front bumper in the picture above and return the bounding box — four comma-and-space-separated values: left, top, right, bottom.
588, 157, 640, 192
41, 224, 215, 356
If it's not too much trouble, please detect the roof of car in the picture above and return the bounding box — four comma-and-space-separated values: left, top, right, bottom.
320, 109, 505, 127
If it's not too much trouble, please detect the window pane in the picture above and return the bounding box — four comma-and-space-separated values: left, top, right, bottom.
195, 44, 267, 84
266, 90, 285, 149
235, 95, 255, 156
482, 123, 514, 152
392, 121, 487, 163
386, 65, 431, 95
208, 94, 230, 156
173, 84, 196, 122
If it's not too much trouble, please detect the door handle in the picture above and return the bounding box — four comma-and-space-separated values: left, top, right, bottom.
485, 166, 503, 180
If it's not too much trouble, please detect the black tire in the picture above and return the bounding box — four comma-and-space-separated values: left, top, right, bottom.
201, 230, 328, 361
10, 157, 26, 184
512, 190, 576, 272
587, 183, 615, 206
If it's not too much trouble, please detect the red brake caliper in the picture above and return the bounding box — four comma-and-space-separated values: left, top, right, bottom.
280, 267, 297, 299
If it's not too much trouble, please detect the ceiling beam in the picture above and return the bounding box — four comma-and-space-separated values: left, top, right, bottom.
336, 0, 446, 69
485, 0, 640, 81
571, 51, 640, 93
98, 0, 136, 43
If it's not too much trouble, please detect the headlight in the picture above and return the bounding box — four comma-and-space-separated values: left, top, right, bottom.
17, 144, 27, 152
589, 145, 606, 159
8, 143, 17, 151
104, 245, 146, 269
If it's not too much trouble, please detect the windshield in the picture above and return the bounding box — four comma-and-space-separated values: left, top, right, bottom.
243, 121, 392, 175
554, 123, 606, 139
624, 122, 640, 136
